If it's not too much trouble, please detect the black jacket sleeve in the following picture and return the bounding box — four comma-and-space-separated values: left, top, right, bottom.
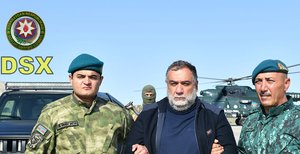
215, 110, 238, 154
123, 114, 145, 154
198, 102, 238, 154
123, 103, 158, 154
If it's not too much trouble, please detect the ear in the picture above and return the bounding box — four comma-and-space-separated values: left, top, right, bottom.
100, 76, 104, 82
284, 77, 290, 92
68, 74, 73, 82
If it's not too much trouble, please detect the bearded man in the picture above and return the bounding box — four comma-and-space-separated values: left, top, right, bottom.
124, 60, 237, 154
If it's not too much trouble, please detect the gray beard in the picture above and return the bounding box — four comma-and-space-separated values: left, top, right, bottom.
167, 88, 197, 111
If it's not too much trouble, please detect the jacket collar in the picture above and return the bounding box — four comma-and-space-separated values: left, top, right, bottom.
258, 95, 294, 117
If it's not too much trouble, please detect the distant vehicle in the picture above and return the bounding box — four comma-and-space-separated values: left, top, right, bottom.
0, 82, 126, 153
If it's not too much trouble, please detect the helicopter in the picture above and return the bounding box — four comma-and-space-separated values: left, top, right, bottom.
198, 68, 300, 126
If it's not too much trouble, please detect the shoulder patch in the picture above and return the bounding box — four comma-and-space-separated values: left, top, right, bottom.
27, 132, 44, 149
27, 124, 51, 149
36, 124, 48, 135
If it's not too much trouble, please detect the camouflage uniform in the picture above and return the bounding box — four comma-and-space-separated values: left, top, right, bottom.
238, 96, 300, 153
26, 94, 132, 154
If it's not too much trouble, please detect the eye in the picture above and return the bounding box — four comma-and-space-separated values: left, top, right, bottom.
266, 78, 275, 83
181, 81, 192, 86
145, 93, 153, 97
169, 81, 178, 86
90, 75, 100, 80
77, 74, 85, 79
254, 78, 263, 85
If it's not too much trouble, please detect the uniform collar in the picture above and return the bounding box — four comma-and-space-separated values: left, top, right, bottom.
262, 96, 294, 117
71, 93, 98, 109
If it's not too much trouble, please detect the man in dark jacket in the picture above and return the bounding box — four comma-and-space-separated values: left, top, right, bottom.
124, 60, 237, 154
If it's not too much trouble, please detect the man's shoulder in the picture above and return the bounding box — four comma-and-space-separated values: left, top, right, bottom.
282, 104, 300, 121
242, 108, 260, 125
138, 99, 162, 118
97, 98, 128, 113
142, 102, 158, 111
294, 104, 300, 111
247, 107, 260, 116
42, 95, 72, 112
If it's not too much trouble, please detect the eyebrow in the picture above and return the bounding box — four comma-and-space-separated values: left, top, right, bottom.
168, 80, 192, 84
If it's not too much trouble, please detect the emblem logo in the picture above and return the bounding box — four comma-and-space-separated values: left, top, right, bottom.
6, 11, 45, 50
278, 63, 288, 72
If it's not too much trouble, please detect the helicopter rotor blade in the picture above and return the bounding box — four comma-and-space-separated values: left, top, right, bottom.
288, 71, 300, 74
199, 75, 252, 85
198, 77, 226, 81
232, 75, 252, 81
198, 63, 300, 86
288, 64, 300, 68
133, 86, 166, 92
199, 80, 226, 85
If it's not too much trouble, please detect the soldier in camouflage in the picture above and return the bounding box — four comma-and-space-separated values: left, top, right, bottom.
141, 84, 156, 107
25, 53, 133, 153
238, 59, 300, 153
126, 85, 156, 121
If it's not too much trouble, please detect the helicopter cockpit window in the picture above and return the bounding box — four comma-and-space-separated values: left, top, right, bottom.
222, 89, 227, 96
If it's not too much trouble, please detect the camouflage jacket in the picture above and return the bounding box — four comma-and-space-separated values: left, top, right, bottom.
238, 97, 300, 153
25, 94, 132, 154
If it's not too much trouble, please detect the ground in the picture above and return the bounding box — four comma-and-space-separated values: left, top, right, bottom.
231, 125, 242, 143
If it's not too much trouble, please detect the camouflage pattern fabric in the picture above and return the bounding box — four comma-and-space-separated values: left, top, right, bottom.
238, 97, 300, 153
128, 108, 138, 121
25, 94, 132, 154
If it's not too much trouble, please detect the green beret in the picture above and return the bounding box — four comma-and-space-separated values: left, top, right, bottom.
68, 53, 104, 75
252, 59, 288, 84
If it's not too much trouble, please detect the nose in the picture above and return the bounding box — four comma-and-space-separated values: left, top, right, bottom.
260, 80, 268, 92
83, 77, 91, 84
175, 84, 184, 95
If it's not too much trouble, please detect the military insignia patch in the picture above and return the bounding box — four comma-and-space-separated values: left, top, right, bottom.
278, 63, 288, 72
36, 124, 48, 135
27, 132, 44, 149
6, 11, 45, 50
57, 121, 79, 130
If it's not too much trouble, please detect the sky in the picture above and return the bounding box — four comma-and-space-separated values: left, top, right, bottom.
1, 1, 300, 105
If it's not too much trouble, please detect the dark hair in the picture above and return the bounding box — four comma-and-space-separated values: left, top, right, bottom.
165, 60, 198, 83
